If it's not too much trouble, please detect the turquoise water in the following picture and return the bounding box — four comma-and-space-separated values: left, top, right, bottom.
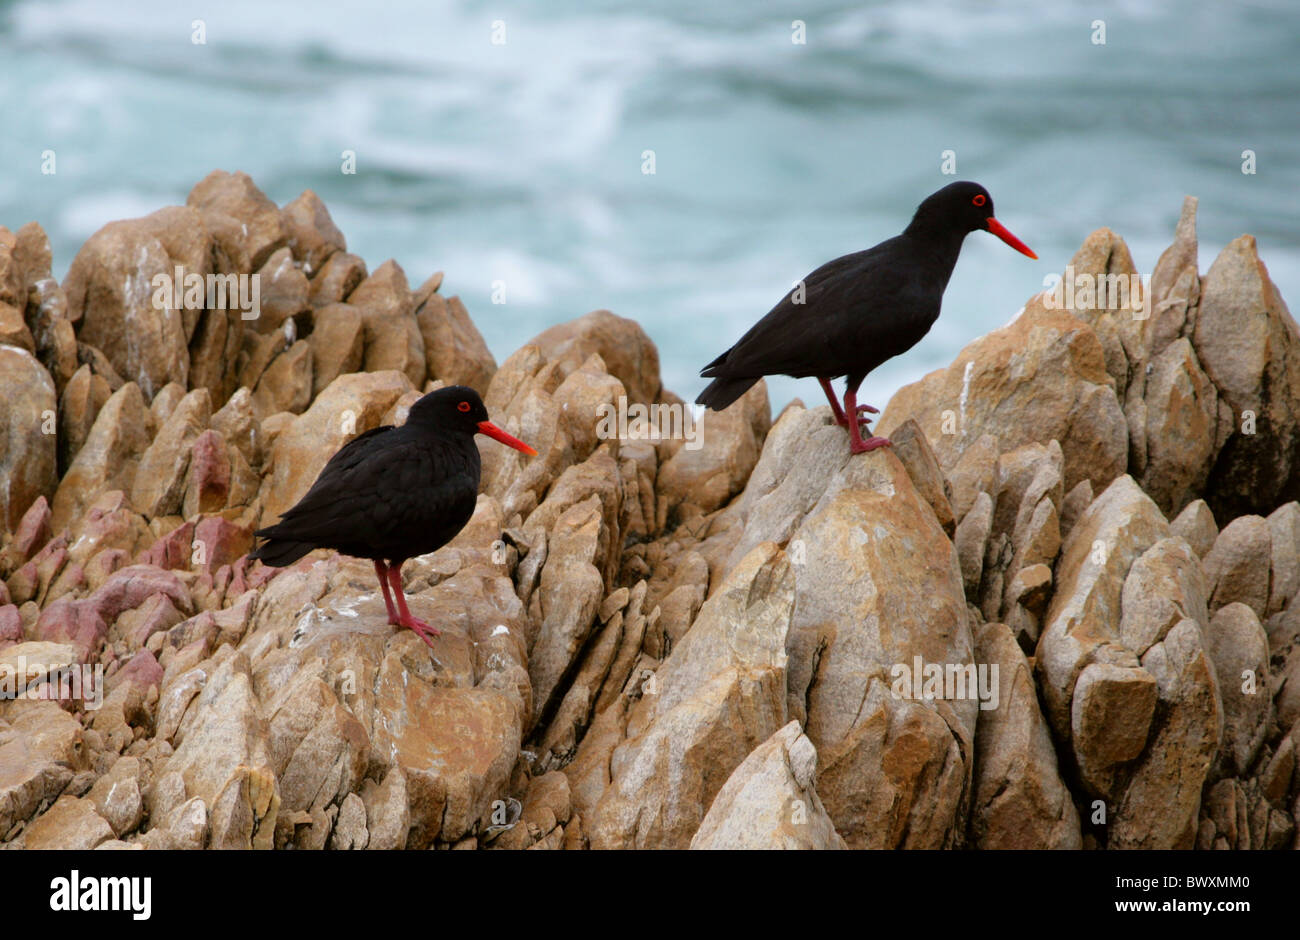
2, 0, 1297, 411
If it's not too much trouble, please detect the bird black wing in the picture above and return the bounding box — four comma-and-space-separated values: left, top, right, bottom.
255, 426, 477, 558
702, 237, 931, 381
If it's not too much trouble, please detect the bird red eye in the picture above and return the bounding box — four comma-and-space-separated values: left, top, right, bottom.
972, 194, 986, 207
457, 401, 471, 412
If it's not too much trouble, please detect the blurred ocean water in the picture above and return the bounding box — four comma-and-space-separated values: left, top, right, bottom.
1, 0, 1297, 411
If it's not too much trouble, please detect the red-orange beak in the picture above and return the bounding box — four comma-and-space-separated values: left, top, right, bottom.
985, 217, 1038, 259
477, 420, 538, 456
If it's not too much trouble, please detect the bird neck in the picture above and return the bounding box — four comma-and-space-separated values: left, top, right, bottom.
900, 215, 968, 277
410, 423, 482, 465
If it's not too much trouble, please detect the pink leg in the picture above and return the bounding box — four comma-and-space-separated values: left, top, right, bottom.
374, 560, 399, 623
384, 562, 442, 648
818, 377, 849, 427
819, 378, 878, 428
843, 387, 892, 454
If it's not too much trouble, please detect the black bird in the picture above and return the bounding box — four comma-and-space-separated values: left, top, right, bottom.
249, 386, 537, 647
696, 181, 1037, 453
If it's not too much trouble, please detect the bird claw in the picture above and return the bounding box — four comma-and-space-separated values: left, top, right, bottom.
835, 412, 877, 430
850, 436, 893, 454
392, 614, 442, 648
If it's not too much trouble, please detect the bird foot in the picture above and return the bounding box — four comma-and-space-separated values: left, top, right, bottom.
850, 436, 893, 454
391, 614, 442, 648
834, 406, 880, 429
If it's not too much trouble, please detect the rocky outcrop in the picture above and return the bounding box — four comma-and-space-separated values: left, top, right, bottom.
690, 721, 845, 849
3, 178, 1297, 853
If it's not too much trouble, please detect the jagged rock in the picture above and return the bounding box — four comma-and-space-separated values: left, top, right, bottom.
415, 288, 496, 396
888, 418, 956, 536
0, 298, 33, 351
1054, 228, 1149, 404
186, 170, 287, 274
211, 387, 261, 470
945, 432, 999, 521
280, 190, 346, 276
954, 491, 993, 600
26, 279, 79, 397
1037, 475, 1221, 848
1149, 197, 1200, 359
252, 339, 313, 417
586, 543, 793, 849
149, 382, 186, 426
970, 622, 1081, 849
308, 251, 367, 308
1117, 537, 1209, 657
1202, 515, 1272, 619
56, 365, 111, 476
1267, 503, 1300, 616
528, 310, 662, 406
50, 382, 151, 532
263, 666, 369, 838
1114, 618, 1222, 849
250, 247, 310, 335
183, 430, 233, 517
0, 496, 51, 578
0, 701, 88, 838
528, 498, 606, 724
360, 769, 409, 850
153, 651, 280, 849
880, 303, 1127, 496
1194, 235, 1300, 519
131, 388, 212, 519
330, 792, 368, 849
64, 208, 209, 400
477, 345, 622, 524
14, 179, 1300, 855
690, 721, 845, 850
0, 226, 23, 308
1170, 498, 1218, 558
308, 303, 365, 397
0, 347, 57, 531
1038, 475, 1170, 733
188, 302, 247, 408
551, 356, 626, 479
65, 491, 153, 569
1204, 603, 1270, 778
1139, 338, 1231, 517
22, 795, 114, 850
656, 380, 768, 519
1071, 662, 1159, 789
715, 405, 976, 847
86, 757, 144, 837
348, 260, 425, 388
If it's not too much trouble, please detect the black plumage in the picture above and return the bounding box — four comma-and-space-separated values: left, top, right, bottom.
250, 386, 536, 647
697, 181, 1036, 453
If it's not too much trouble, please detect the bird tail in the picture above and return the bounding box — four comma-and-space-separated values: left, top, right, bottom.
695, 374, 758, 411
248, 531, 317, 568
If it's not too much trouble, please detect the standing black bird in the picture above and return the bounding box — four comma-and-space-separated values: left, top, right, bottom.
249, 386, 537, 647
696, 181, 1037, 453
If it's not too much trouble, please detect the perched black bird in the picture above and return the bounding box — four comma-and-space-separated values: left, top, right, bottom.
696, 181, 1037, 453
249, 386, 537, 647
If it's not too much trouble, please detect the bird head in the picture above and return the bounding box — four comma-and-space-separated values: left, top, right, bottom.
916, 181, 1038, 259
408, 386, 538, 455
